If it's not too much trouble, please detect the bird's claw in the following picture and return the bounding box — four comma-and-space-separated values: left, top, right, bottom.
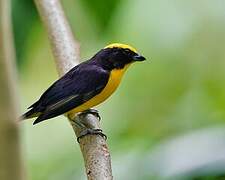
77, 128, 107, 143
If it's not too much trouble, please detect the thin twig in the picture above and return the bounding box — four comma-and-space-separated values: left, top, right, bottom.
34, 0, 113, 179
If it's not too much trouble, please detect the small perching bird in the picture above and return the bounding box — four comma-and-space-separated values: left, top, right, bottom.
22, 43, 146, 125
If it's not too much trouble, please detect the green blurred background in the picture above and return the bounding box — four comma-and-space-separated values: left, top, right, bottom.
14, 0, 225, 179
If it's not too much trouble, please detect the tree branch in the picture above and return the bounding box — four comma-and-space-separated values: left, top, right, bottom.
0, 0, 25, 179
34, 0, 113, 179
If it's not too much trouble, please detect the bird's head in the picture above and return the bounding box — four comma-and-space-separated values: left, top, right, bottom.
93, 43, 146, 70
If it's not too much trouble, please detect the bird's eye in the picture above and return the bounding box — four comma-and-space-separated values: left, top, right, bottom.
124, 48, 131, 55
124, 49, 130, 53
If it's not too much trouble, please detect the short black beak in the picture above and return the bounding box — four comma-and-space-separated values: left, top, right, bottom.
133, 54, 146, 61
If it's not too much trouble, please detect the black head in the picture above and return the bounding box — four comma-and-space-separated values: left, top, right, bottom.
91, 43, 146, 70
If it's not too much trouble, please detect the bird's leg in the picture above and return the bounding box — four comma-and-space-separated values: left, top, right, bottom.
77, 128, 107, 143
69, 109, 106, 143
79, 109, 101, 121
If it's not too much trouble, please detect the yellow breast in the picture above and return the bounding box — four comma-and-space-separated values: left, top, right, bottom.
67, 64, 130, 117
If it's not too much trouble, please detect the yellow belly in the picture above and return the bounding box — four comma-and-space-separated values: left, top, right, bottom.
67, 64, 130, 117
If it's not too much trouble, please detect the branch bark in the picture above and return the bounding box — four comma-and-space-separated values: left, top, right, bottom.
0, 0, 25, 179
33, 0, 113, 179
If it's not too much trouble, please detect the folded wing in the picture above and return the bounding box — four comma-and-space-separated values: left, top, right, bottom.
22, 62, 109, 124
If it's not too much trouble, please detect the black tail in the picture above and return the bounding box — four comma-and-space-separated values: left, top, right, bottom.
21, 108, 41, 120
21, 100, 43, 120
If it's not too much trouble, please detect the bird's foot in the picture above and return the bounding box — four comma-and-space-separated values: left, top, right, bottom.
79, 109, 101, 121
77, 128, 107, 143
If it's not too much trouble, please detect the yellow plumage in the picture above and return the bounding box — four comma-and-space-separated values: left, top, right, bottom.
22, 43, 145, 124
104, 43, 138, 53
67, 64, 130, 118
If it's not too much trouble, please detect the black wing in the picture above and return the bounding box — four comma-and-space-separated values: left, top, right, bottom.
23, 62, 109, 124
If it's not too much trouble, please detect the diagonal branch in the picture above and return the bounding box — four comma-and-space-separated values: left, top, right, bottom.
33, 0, 113, 179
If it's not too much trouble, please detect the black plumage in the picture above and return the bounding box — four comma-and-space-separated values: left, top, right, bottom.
23, 60, 109, 124
22, 46, 145, 124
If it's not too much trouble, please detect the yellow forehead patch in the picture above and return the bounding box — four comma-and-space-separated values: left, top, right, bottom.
104, 43, 137, 53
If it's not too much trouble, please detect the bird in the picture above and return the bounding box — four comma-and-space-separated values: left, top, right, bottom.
22, 43, 146, 125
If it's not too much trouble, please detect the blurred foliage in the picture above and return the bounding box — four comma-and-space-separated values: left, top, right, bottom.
12, 0, 39, 67
80, 0, 122, 33
12, 0, 225, 179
